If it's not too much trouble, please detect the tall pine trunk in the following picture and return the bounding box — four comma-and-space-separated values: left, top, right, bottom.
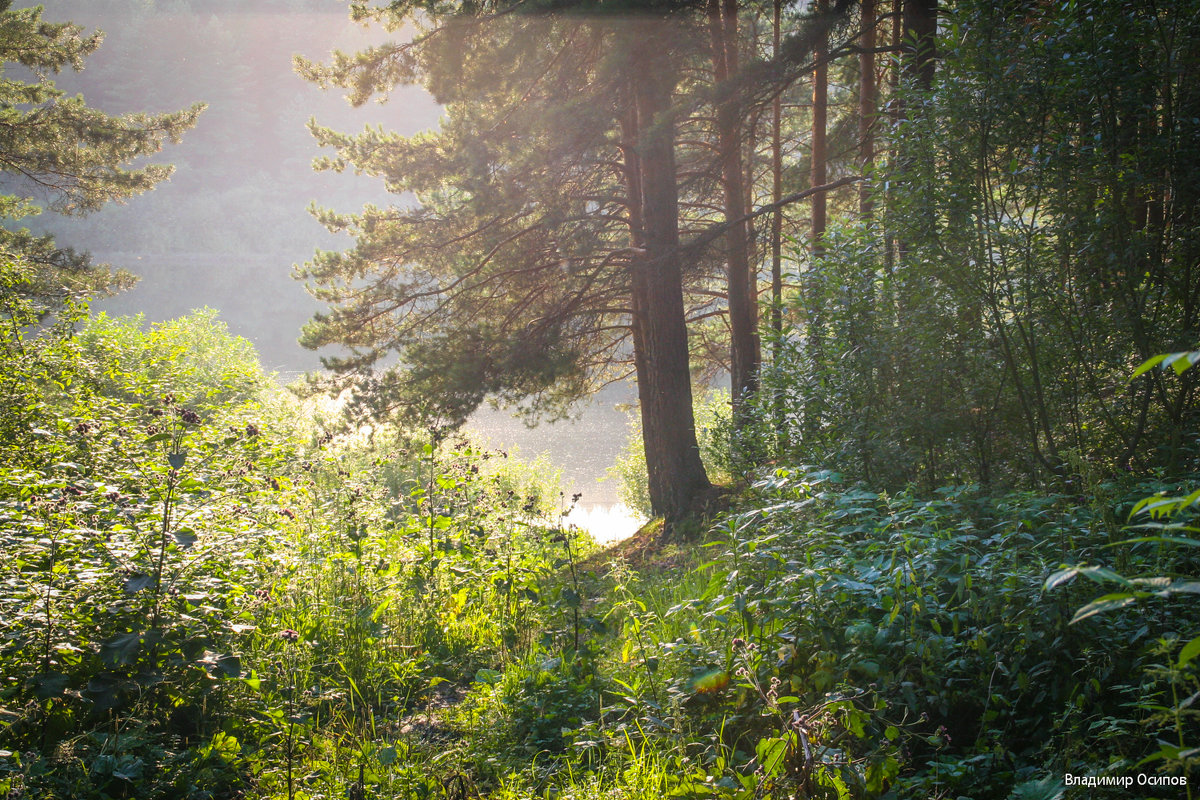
625, 24, 711, 521
903, 0, 937, 91
804, 0, 829, 444
708, 0, 759, 422
859, 0, 876, 218
856, 0, 878, 480
770, 0, 786, 447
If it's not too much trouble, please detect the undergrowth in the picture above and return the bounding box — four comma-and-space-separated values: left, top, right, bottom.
2, 290, 1197, 798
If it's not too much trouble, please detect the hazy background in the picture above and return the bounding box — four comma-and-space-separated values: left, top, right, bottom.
18, 0, 634, 509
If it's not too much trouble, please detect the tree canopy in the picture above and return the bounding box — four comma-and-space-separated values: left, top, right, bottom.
295, 0, 864, 516
5, 3, 1200, 798
298, 5, 729, 517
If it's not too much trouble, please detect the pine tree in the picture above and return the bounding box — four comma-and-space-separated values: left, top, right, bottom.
297, 6, 715, 519
0, 2, 203, 309
296, 0, 869, 516
707, 0, 758, 417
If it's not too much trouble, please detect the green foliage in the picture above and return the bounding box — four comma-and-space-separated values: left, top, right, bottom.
0, 287, 613, 796
76, 309, 267, 406
771, 0, 1200, 490
2, 247, 1194, 799
0, 260, 91, 469
295, 9, 644, 424
1046, 349, 1200, 781
6, 4, 1200, 795
0, 286, 294, 797
649, 471, 1197, 797
473, 647, 605, 755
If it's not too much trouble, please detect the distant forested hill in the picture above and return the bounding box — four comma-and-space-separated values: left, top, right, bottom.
15, 1, 441, 371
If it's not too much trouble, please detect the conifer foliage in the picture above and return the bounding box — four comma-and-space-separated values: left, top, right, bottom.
296, 4, 719, 519
294, 0, 867, 518
0, 1, 202, 309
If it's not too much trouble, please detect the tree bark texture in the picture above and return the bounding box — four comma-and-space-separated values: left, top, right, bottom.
903, 0, 937, 91
805, 0, 829, 443
626, 26, 711, 521
770, 0, 783, 347
708, 0, 760, 418
811, 0, 829, 248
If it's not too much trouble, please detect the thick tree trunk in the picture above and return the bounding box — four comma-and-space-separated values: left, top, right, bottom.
625, 29, 711, 521
708, 0, 759, 421
902, 0, 937, 91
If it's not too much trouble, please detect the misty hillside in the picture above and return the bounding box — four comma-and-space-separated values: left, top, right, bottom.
20, 0, 441, 372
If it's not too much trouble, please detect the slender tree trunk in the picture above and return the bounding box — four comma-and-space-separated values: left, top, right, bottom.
811, 0, 828, 248
626, 28, 711, 521
708, 0, 759, 421
856, 0, 878, 480
743, 109, 760, 337
770, 1, 784, 347
620, 93, 654, 495
891, 0, 936, 351
770, 0, 787, 450
886, 0, 903, 277
859, 0, 877, 218
805, 0, 829, 443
